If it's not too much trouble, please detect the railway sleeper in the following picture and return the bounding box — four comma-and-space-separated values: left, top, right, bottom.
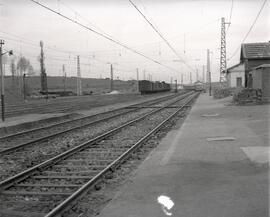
32, 175, 91, 179
2, 190, 71, 196
42, 171, 98, 176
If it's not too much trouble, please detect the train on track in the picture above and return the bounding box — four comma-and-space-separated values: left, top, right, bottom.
138, 80, 171, 94
183, 81, 206, 92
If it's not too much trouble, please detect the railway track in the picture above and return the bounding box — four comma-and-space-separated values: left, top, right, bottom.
2, 93, 172, 118
0, 93, 182, 154
0, 92, 198, 217
0, 92, 193, 182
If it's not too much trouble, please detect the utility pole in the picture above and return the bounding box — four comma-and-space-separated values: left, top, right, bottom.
40, 41, 47, 94
136, 68, 139, 92
77, 55, 82, 95
23, 73, 26, 101
202, 65, 205, 83
110, 64, 113, 92
170, 77, 173, 88
190, 72, 192, 84
181, 73, 183, 85
62, 64, 66, 93
220, 17, 230, 83
175, 79, 177, 93
0, 40, 5, 121
207, 49, 212, 96
143, 70, 146, 80
196, 68, 198, 82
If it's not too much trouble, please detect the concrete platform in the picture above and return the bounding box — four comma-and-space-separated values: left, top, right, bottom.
98, 94, 269, 217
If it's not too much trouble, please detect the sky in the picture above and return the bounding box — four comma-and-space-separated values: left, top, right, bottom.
0, 0, 269, 83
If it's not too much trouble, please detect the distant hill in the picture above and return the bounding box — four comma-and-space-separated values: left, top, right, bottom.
3, 76, 138, 104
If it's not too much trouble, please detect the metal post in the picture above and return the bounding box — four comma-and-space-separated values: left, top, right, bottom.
220, 17, 230, 83
0, 40, 5, 122
143, 70, 146, 80
77, 55, 82, 95
202, 65, 205, 83
63, 64, 66, 93
110, 64, 113, 92
207, 49, 212, 96
40, 41, 47, 94
190, 72, 192, 84
136, 68, 139, 92
175, 79, 178, 93
181, 73, 183, 85
23, 73, 26, 101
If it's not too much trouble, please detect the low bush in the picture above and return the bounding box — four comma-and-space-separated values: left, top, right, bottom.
233, 88, 262, 104
213, 87, 237, 99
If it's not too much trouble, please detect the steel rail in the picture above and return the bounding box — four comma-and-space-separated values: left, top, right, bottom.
0, 92, 195, 191
2, 93, 176, 118
0, 93, 176, 140
0, 93, 190, 155
45, 92, 199, 217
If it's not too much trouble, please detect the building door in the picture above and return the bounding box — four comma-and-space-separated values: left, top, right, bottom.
236, 77, 242, 87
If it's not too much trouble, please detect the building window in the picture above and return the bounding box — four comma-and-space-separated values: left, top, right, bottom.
236, 77, 242, 87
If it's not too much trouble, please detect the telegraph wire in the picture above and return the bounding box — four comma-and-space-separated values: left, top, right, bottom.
29, 0, 181, 74
128, 0, 196, 73
58, 0, 117, 41
228, 0, 268, 61
226, 0, 234, 33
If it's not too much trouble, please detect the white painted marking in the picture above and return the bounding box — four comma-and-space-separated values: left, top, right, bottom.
241, 146, 270, 164
207, 137, 235, 142
157, 195, 174, 216
201, 113, 220, 117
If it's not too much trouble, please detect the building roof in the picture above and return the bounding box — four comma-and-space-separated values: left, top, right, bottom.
226, 62, 244, 74
227, 62, 242, 72
240, 42, 270, 60
254, 64, 270, 70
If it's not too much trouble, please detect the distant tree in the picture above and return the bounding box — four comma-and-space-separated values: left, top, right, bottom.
17, 56, 31, 75
10, 59, 16, 79
16, 56, 34, 97
28, 65, 35, 76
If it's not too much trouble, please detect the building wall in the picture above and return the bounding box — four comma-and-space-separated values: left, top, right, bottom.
251, 67, 270, 100
251, 70, 262, 89
262, 68, 270, 99
244, 59, 270, 87
227, 64, 245, 87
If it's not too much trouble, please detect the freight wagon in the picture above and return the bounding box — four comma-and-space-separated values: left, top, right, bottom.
138, 80, 171, 94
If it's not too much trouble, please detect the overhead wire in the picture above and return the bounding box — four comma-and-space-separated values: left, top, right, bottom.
58, 0, 117, 41
29, 0, 181, 74
228, 0, 268, 61
226, 0, 234, 33
128, 0, 196, 73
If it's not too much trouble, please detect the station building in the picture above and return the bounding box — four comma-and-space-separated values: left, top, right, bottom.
226, 63, 245, 87
226, 42, 270, 88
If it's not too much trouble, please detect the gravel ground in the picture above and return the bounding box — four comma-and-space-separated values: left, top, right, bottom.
62, 101, 193, 217
0, 108, 153, 182
0, 94, 196, 215
0, 93, 178, 149
0, 94, 190, 182
0, 94, 175, 137
0, 109, 133, 149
